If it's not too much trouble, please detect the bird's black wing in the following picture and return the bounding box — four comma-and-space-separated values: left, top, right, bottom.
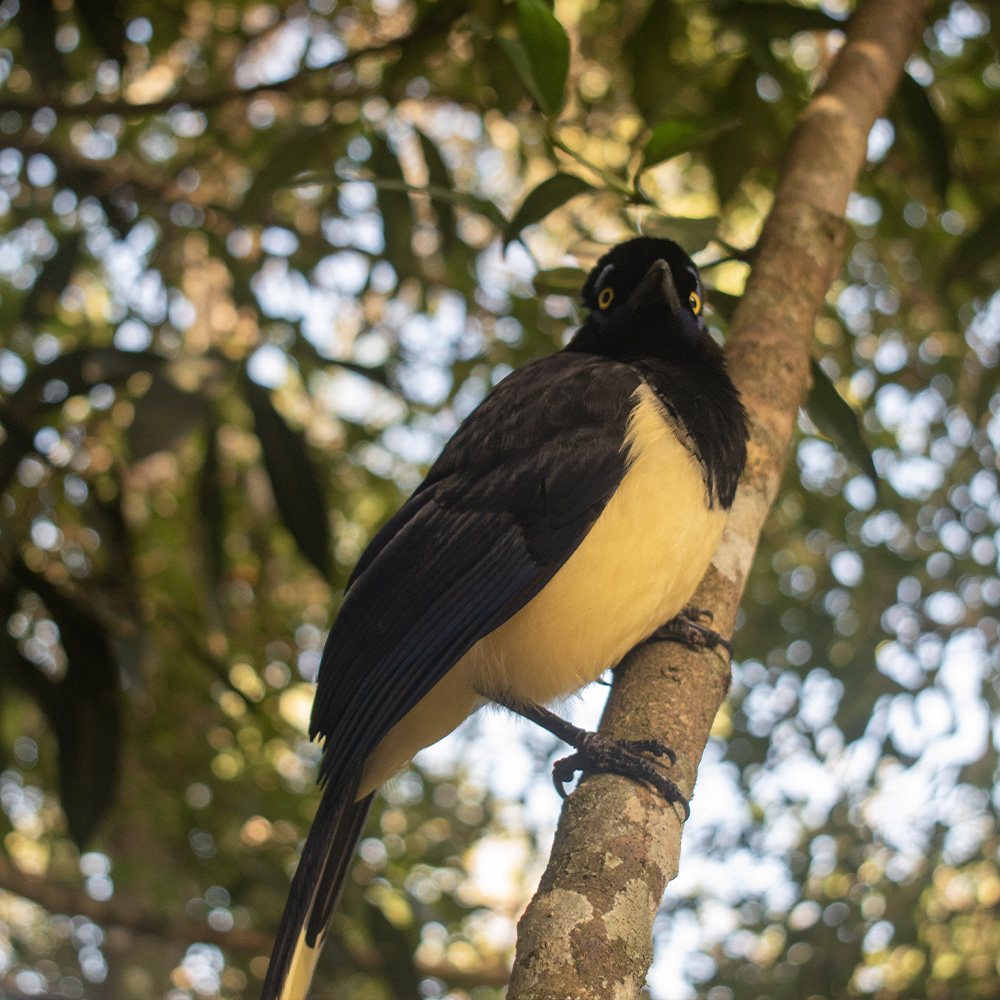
309, 350, 643, 774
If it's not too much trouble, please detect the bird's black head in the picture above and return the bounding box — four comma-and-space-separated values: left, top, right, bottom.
568, 236, 708, 358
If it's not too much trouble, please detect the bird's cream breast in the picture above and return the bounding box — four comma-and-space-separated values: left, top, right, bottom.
359, 384, 726, 795
471, 383, 726, 704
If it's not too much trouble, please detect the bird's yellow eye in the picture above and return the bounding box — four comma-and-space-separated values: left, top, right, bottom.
689, 291, 702, 315
598, 287, 614, 309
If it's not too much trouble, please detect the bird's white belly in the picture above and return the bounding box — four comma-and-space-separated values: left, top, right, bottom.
359, 386, 726, 796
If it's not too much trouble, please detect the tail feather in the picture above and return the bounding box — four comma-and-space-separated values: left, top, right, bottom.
263, 774, 376, 1000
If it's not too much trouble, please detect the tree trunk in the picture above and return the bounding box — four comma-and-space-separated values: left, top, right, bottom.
506, 1, 930, 996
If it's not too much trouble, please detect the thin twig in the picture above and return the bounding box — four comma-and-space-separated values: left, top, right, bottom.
0, 16, 450, 118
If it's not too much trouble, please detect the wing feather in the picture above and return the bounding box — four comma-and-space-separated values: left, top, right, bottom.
310, 352, 643, 778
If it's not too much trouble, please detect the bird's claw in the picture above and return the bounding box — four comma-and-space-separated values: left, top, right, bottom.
649, 605, 733, 662
551, 733, 689, 820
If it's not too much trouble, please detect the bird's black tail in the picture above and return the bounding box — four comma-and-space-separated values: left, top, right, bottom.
262, 774, 375, 1000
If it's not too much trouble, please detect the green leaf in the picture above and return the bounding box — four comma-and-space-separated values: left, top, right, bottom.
621, 0, 691, 120
640, 120, 740, 172
836, 671, 896, 743
413, 130, 493, 291
411, 0, 471, 34
505, 172, 595, 244
944, 205, 1000, 279
0, 403, 36, 497
127, 371, 211, 461
532, 266, 588, 296
804, 357, 879, 492
14, 0, 63, 92
198, 420, 226, 595
241, 126, 327, 215
97, 191, 136, 237
74, 0, 128, 64
62, 167, 134, 235
370, 134, 419, 279
515, 0, 570, 115
21, 234, 82, 324
244, 378, 331, 578
895, 74, 949, 201
56, 648, 122, 848
641, 213, 720, 251
702, 54, 788, 204
494, 35, 542, 108
722, 0, 842, 36
416, 128, 469, 260
479, 36, 530, 115
11, 560, 121, 847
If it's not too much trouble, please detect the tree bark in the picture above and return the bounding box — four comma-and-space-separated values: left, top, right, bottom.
506, 1, 930, 997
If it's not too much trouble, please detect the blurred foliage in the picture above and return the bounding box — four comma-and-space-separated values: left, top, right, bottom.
0, 0, 999, 998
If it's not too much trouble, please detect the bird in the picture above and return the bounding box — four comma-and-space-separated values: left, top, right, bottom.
262, 235, 749, 999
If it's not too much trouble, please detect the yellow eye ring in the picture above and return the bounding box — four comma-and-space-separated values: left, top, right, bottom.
689, 291, 702, 315
598, 287, 614, 309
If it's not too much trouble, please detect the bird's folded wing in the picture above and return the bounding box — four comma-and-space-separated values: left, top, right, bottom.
310, 352, 644, 779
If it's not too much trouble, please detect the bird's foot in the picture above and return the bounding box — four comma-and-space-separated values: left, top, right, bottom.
649, 606, 733, 661
481, 693, 688, 817
552, 733, 689, 819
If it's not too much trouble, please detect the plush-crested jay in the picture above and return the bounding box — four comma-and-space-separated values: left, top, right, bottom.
262, 236, 749, 998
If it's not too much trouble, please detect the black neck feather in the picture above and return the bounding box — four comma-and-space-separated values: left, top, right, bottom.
628, 335, 747, 509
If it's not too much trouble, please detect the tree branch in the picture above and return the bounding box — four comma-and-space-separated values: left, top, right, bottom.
0, 77, 307, 117
505, 1, 930, 997
0, 855, 510, 988
0, 16, 447, 118
0, 854, 274, 953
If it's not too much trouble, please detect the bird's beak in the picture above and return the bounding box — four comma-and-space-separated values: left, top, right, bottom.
627, 259, 681, 320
